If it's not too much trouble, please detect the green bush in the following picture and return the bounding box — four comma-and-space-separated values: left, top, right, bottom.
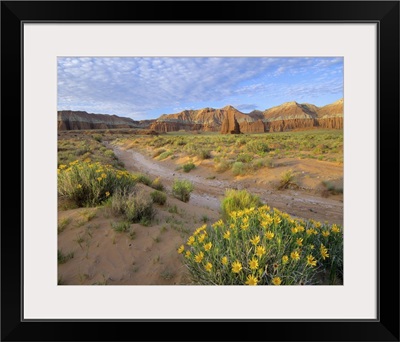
236, 153, 253, 163
215, 160, 231, 173
196, 149, 211, 160
57, 160, 136, 207
111, 188, 154, 223
151, 177, 165, 191
150, 190, 167, 205
246, 140, 270, 155
221, 189, 262, 220
172, 179, 194, 202
125, 191, 154, 223
178, 206, 343, 285
182, 162, 196, 173
232, 162, 247, 176
131, 173, 152, 186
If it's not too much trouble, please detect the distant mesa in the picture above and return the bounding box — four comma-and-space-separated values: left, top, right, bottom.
57, 110, 155, 130
58, 98, 343, 133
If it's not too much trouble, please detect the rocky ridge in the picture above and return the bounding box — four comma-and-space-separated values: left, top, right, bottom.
58, 98, 343, 133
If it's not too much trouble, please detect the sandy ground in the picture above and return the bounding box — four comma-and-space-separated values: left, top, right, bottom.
58, 142, 343, 285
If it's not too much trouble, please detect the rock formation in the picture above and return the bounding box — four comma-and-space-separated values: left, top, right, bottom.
58, 111, 154, 130
58, 98, 343, 133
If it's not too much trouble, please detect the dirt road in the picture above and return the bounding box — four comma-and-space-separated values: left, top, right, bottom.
112, 145, 344, 225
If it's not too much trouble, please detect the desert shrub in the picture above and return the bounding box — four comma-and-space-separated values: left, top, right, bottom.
278, 170, 296, 190
158, 151, 173, 160
174, 137, 187, 146
151, 177, 165, 191
57, 160, 136, 207
172, 179, 194, 202
236, 153, 253, 163
246, 140, 270, 155
235, 137, 247, 147
182, 162, 196, 173
125, 191, 154, 223
92, 134, 102, 142
231, 162, 247, 176
104, 149, 117, 159
111, 188, 154, 223
221, 189, 262, 220
58, 249, 74, 264
152, 149, 166, 158
196, 149, 211, 160
178, 206, 343, 285
215, 160, 232, 173
150, 190, 167, 205
322, 181, 343, 195
111, 220, 131, 233
131, 173, 152, 186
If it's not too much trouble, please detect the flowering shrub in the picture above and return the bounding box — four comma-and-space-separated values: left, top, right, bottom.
58, 160, 137, 207
178, 205, 343, 285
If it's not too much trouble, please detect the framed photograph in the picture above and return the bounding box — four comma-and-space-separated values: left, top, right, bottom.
2, 1, 399, 341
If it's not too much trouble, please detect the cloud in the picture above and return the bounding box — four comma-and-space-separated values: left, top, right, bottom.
58, 57, 343, 119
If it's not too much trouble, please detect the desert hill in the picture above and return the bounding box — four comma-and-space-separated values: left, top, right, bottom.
58, 110, 154, 130
58, 98, 343, 133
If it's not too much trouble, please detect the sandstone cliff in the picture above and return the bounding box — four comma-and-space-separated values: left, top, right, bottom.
58, 111, 154, 130
59, 98, 343, 133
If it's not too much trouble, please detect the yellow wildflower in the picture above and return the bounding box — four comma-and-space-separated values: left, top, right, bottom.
256, 245, 266, 258
282, 255, 289, 264
306, 228, 315, 236
221, 256, 228, 265
306, 254, 317, 267
101, 173, 107, 179
250, 235, 260, 246
97, 177, 103, 182
185, 251, 191, 259
249, 257, 259, 270
212, 220, 224, 229
232, 261, 242, 273
272, 277, 282, 285
296, 238, 303, 246
194, 251, 204, 263
274, 216, 282, 225
297, 226, 305, 232
230, 223, 235, 229
198, 234, 206, 243
187, 236, 195, 246
204, 262, 212, 272
223, 230, 231, 240
59, 164, 67, 169
105, 191, 110, 197
76, 184, 82, 189
177, 245, 185, 254
309, 244, 315, 250
203, 242, 212, 251
291, 227, 298, 234
265, 231, 274, 240
331, 224, 341, 233
245, 274, 258, 285
241, 223, 249, 231
291, 250, 300, 261
322, 230, 330, 237
320, 244, 329, 260
261, 217, 273, 228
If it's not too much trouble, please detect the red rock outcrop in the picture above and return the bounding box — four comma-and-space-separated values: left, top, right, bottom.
239, 120, 266, 133
220, 111, 241, 134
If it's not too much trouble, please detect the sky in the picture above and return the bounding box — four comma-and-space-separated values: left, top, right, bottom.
58, 57, 343, 120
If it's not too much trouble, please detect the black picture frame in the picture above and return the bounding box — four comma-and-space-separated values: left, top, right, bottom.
1, 1, 399, 341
